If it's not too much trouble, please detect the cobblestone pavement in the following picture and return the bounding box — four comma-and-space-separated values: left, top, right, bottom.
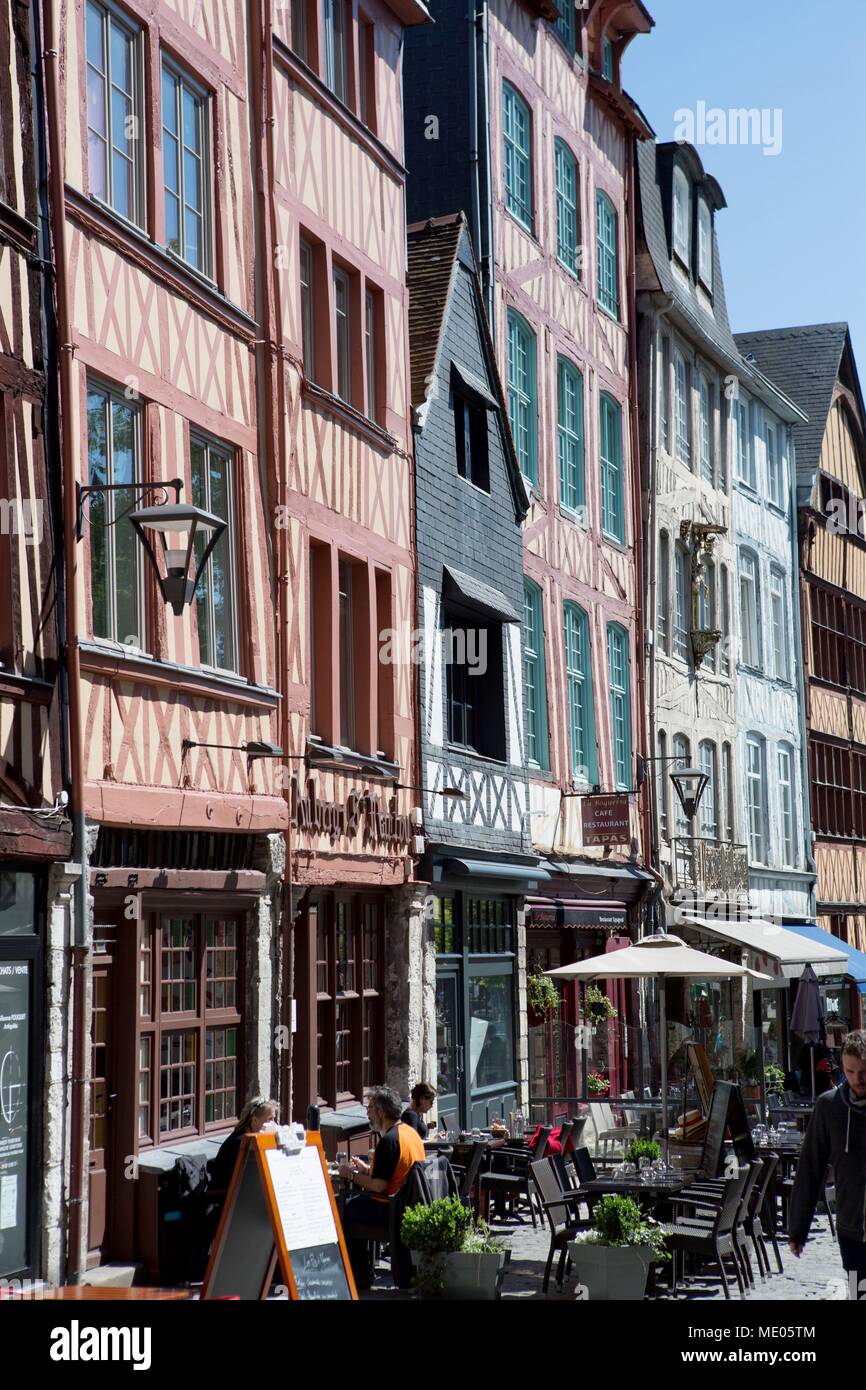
361, 1211, 850, 1302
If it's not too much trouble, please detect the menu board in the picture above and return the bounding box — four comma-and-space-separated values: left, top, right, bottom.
202, 1133, 355, 1301
701, 1081, 755, 1177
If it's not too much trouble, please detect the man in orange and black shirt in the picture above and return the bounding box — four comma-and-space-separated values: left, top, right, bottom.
339, 1085, 425, 1288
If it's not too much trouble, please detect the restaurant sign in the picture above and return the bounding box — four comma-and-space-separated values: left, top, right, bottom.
527, 902, 627, 931
290, 777, 413, 848
581, 794, 631, 846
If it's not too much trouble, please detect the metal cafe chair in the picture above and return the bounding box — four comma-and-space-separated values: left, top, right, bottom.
530, 1156, 592, 1294
662, 1167, 751, 1299
479, 1125, 552, 1228
673, 1159, 763, 1292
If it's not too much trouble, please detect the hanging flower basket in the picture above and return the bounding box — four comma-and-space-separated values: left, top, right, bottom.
527, 970, 559, 1026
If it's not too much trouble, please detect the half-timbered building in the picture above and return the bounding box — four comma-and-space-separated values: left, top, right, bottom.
404, 0, 655, 1106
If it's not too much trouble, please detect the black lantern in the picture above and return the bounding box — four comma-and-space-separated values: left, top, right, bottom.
670, 765, 709, 822
128, 502, 227, 616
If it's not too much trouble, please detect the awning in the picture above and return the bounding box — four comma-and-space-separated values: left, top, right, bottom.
450, 360, 498, 410
681, 915, 848, 980
525, 897, 628, 930
782, 924, 866, 995
546, 860, 653, 883
442, 566, 521, 624
439, 857, 550, 886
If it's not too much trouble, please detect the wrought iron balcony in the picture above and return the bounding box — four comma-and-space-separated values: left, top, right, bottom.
672, 836, 749, 894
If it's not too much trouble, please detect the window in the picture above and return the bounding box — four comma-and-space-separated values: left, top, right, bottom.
333, 265, 351, 402
674, 543, 690, 660
291, 0, 309, 60
657, 530, 670, 651
310, 546, 390, 756
660, 336, 671, 452
300, 238, 315, 377
809, 584, 845, 686
672, 166, 690, 265
699, 740, 718, 839
698, 556, 715, 669
564, 603, 597, 784
770, 567, 788, 682
445, 608, 505, 760
778, 744, 796, 867
737, 398, 755, 488
365, 288, 378, 421
358, 16, 376, 131
697, 199, 713, 289
607, 624, 631, 790
86, 381, 142, 646
162, 61, 211, 275
848, 601, 866, 695
722, 741, 734, 840
338, 557, 355, 749
745, 735, 767, 863
86, 0, 143, 224
699, 375, 713, 482
555, 141, 579, 274
523, 581, 549, 769
596, 191, 618, 317
190, 436, 237, 672
810, 739, 852, 838
719, 564, 731, 674
322, 0, 349, 102
503, 83, 532, 229
557, 357, 584, 512
138, 913, 242, 1140
739, 550, 761, 669
767, 424, 785, 509
555, 1, 575, 51
507, 311, 537, 484
672, 733, 691, 835
601, 35, 615, 81
600, 392, 624, 542
674, 349, 691, 466
454, 393, 489, 491
307, 895, 384, 1108
657, 731, 669, 841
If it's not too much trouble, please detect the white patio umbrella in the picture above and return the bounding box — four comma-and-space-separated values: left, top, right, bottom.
546, 932, 772, 1158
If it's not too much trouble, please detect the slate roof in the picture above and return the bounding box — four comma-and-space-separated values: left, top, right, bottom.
733, 324, 856, 495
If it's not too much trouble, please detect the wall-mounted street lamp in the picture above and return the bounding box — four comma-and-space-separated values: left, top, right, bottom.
394, 782, 468, 801
76, 480, 227, 616
669, 765, 709, 821
181, 739, 285, 761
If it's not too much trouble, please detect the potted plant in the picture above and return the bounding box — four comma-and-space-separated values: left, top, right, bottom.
765, 1062, 786, 1098
624, 1138, 660, 1165
585, 984, 618, 1023
568, 1194, 667, 1301
401, 1196, 509, 1300
736, 1047, 760, 1100
527, 969, 560, 1027
587, 1071, 610, 1096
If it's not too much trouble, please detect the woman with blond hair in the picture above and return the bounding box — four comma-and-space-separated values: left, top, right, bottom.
209, 1095, 279, 1193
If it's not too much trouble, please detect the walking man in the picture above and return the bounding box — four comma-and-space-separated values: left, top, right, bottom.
789, 1029, 866, 1298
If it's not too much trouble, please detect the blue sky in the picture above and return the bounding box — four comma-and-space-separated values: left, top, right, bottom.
624, 0, 866, 374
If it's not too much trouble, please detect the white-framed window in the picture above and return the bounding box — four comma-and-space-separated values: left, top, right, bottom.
657, 730, 669, 841
299, 238, 315, 378
674, 543, 690, 660
722, 741, 734, 841
86, 0, 144, 226
767, 423, 785, 510
739, 549, 761, 669
674, 349, 691, 466
698, 556, 716, 670
697, 199, 713, 289
660, 336, 671, 452
672, 166, 690, 265
699, 375, 713, 482
86, 378, 144, 647
322, 0, 349, 103
737, 398, 755, 488
699, 739, 718, 839
673, 732, 692, 836
333, 265, 351, 402
777, 743, 797, 868
657, 530, 670, 651
770, 566, 789, 682
161, 58, 211, 276
745, 734, 767, 863
365, 288, 378, 421
720, 564, 731, 675
190, 434, 237, 672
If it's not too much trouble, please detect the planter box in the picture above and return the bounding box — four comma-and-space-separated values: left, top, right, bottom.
411, 1249, 510, 1300
567, 1242, 654, 1301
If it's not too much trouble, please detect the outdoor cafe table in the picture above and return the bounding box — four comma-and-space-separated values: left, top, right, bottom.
575, 1175, 688, 1206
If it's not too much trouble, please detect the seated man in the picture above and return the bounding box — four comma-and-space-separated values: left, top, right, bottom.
339, 1085, 424, 1288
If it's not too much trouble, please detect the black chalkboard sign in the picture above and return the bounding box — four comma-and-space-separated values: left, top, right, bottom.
202, 1132, 356, 1301
701, 1081, 756, 1177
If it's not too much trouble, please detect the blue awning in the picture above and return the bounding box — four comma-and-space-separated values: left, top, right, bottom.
783, 924, 866, 994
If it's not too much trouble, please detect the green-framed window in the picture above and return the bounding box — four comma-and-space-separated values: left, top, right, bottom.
555, 139, 579, 275
600, 391, 624, 542
602, 35, 615, 81
557, 357, 584, 513
607, 623, 632, 790
563, 602, 597, 784
507, 309, 537, 484
555, 1, 575, 51
523, 580, 549, 769
503, 82, 532, 229
596, 190, 618, 317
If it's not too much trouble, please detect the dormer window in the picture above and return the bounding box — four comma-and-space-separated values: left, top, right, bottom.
697, 198, 713, 290
672, 166, 690, 266
601, 35, 615, 81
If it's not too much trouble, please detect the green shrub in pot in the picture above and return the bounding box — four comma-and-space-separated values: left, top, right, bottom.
568, 1193, 667, 1301
624, 1138, 660, 1165
401, 1197, 507, 1299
